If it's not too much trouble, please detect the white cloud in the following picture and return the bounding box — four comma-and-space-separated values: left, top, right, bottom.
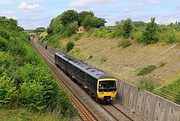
69, 0, 118, 8
18, 1, 42, 12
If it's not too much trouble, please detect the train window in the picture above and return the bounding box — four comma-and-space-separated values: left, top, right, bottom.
99, 81, 116, 92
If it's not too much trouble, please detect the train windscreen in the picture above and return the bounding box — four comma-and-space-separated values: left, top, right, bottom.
99, 81, 116, 92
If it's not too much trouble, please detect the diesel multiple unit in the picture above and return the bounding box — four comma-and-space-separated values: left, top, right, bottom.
55, 52, 117, 101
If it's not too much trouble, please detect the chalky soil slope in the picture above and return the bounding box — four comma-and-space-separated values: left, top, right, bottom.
70, 37, 180, 86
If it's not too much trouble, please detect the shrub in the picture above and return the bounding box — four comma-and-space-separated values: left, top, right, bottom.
19, 81, 46, 111
118, 39, 132, 48
50, 90, 77, 117
0, 76, 17, 107
0, 52, 13, 68
0, 29, 10, 39
122, 18, 133, 39
137, 65, 157, 76
140, 18, 159, 44
0, 16, 77, 118
166, 33, 176, 43
0, 37, 8, 51
66, 41, 74, 52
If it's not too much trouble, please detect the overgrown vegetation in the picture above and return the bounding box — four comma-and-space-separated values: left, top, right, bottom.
122, 18, 133, 39
137, 79, 158, 92
137, 65, 157, 76
66, 41, 74, 52
0, 16, 77, 119
39, 10, 180, 104
47, 10, 106, 37
40, 10, 180, 53
139, 18, 159, 44
155, 78, 180, 104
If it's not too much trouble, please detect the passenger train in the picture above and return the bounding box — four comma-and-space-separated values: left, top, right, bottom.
55, 52, 117, 102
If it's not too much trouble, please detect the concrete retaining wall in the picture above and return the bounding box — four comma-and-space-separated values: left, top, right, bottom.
117, 80, 180, 121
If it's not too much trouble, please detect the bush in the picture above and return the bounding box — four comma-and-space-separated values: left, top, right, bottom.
118, 39, 132, 48
0, 16, 77, 118
0, 37, 8, 51
50, 90, 77, 117
19, 81, 45, 111
166, 33, 176, 43
0, 76, 17, 107
0, 52, 13, 68
140, 18, 159, 44
0, 29, 10, 39
137, 65, 157, 76
66, 41, 74, 52
122, 18, 133, 39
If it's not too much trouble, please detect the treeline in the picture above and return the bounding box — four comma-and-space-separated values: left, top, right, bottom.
0, 16, 76, 118
40, 10, 180, 52
47, 10, 106, 37
89, 17, 180, 46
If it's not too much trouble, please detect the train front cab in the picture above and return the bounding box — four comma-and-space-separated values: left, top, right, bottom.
97, 78, 117, 102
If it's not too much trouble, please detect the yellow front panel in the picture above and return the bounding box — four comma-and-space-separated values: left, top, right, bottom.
97, 78, 117, 101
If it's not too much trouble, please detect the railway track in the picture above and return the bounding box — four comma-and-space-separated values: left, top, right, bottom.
31, 38, 139, 121
31, 38, 97, 121
100, 104, 134, 121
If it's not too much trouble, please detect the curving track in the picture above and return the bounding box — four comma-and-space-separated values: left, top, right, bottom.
31, 37, 142, 121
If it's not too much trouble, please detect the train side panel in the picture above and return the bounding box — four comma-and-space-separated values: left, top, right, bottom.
68, 63, 87, 86
86, 74, 97, 95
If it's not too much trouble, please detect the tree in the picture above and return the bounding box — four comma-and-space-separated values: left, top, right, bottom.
96, 18, 107, 28
133, 21, 146, 28
122, 18, 133, 38
78, 11, 94, 25
140, 17, 158, 44
66, 41, 74, 52
63, 22, 78, 37
81, 15, 106, 30
60, 10, 78, 26
35, 27, 46, 32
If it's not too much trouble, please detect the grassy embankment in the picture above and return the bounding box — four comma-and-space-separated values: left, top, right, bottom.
39, 10, 180, 104
40, 22, 180, 104
0, 17, 77, 120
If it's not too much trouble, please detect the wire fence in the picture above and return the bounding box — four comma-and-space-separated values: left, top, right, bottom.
154, 88, 180, 105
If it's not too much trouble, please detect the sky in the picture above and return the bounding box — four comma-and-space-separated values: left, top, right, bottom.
0, 0, 180, 29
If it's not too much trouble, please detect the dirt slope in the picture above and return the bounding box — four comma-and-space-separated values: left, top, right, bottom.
69, 37, 180, 86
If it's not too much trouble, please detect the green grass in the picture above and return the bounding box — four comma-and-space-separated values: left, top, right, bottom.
0, 109, 66, 121
137, 78, 158, 92
0, 16, 77, 118
155, 78, 180, 104
137, 65, 157, 76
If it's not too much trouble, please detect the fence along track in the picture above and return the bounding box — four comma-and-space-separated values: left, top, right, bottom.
31, 38, 97, 121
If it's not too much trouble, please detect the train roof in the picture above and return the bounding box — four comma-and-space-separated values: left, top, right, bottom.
55, 52, 74, 61
55, 52, 115, 79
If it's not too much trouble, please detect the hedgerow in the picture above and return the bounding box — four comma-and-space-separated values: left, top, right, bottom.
0, 16, 77, 118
